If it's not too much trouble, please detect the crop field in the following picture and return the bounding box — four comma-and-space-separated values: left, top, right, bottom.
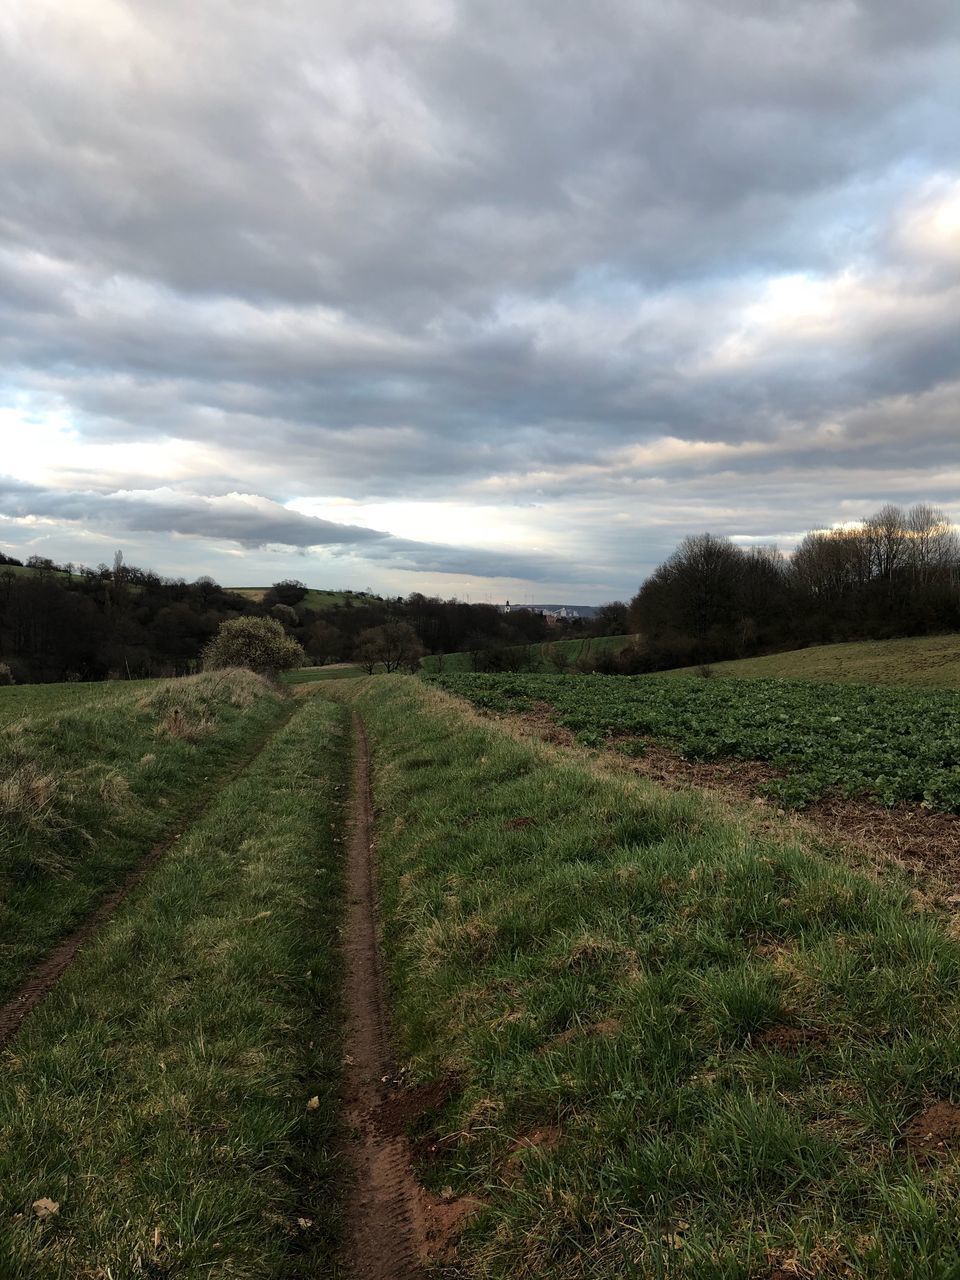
434, 672, 960, 810
5, 669, 960, 1277
420, 632, 633, 674
668, 633, 960, 688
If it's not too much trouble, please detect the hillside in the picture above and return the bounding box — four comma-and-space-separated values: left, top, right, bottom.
667, 633, 960, 687
229, 586, 381, 610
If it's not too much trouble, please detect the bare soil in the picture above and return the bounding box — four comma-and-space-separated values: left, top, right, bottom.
754, 1026, 829, 1054
340, 713, 475, 1279
902, 1101, 960, 1162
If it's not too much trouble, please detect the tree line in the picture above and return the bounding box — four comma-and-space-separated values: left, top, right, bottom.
610, 502, 960, 673
0, 552, 569, 683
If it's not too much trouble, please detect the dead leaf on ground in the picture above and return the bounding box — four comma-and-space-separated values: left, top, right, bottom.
32, 1198, 59, 1221
306, 1095, 320, 1111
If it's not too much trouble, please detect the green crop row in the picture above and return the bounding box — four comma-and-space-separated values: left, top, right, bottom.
433, 673, 960, 811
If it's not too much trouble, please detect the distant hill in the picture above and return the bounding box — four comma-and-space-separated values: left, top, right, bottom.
229, 587, 382, 611
666, 633, 960, 688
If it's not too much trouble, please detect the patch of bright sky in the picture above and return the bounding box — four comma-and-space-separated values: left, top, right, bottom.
0, 405, 221, 488
286, 496, 549, 550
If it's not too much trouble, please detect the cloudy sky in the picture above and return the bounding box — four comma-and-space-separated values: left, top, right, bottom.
1, 0, 958, 602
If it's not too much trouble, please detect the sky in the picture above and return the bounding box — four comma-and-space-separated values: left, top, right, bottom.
1, 0, 958, 604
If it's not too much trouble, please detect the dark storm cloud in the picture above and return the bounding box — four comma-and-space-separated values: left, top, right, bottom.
1, 0, 959, 594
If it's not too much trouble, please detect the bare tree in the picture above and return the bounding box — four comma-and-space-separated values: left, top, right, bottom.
356, 621, 425, 673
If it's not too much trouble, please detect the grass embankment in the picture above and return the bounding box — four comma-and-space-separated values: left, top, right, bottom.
344, 676, 960, 1279
436, 672, 960, 811
669, 634, 960, 687
420, 633, 633, 675
0, 694, 348, 1278
0, 669, 289, 1001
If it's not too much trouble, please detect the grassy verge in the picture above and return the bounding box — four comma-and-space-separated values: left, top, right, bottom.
343, 676, 960, 1279
0, 669, 290, 1002
666, 634, 960, 687
0, 693, 349, 1278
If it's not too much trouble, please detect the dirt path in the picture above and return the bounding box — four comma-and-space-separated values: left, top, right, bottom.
341, 712, 468, 1280
0, 707, 295, 1051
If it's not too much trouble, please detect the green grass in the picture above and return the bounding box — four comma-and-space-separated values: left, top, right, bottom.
230, 587, 381, 611
420, 633, 634, 674
668, 634, 960, 688
434, 671, 960, 811
0, 565, 76, 580
0, 669, 290, 1002
336, 676, 960, 1279
0, 679, 158, 723
0, 693, 348, 1279
286, 665, 365, 684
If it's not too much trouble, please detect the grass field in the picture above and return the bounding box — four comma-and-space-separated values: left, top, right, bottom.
0, 678, 158, 723
434, 672, 960, 810
420, 632, 634, 674
287, 664, 365, 684
339, 675, 960, 1279
230, 586, 381, 611
0, 669, 290, 1002
0, 565, 76, 580
0, 693, 348, 1278
669, 633, 960, 687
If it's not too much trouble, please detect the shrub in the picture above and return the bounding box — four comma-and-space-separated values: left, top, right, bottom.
270, 603, 299, 626
0, 662, 13, 686
203, 617, 304, 677
264, 578, 308, 607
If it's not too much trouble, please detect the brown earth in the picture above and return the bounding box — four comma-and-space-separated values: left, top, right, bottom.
340, 712, 476, 1279
0, 708, 296, 1051
754, 1025, 829, 1053
902, 1101, 960, 1162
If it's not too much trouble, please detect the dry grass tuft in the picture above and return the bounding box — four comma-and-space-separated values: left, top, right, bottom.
0, 762, 58, 829
156, 708, 214, 742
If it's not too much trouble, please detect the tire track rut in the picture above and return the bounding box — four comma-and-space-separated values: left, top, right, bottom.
342, 712, 471, 1279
